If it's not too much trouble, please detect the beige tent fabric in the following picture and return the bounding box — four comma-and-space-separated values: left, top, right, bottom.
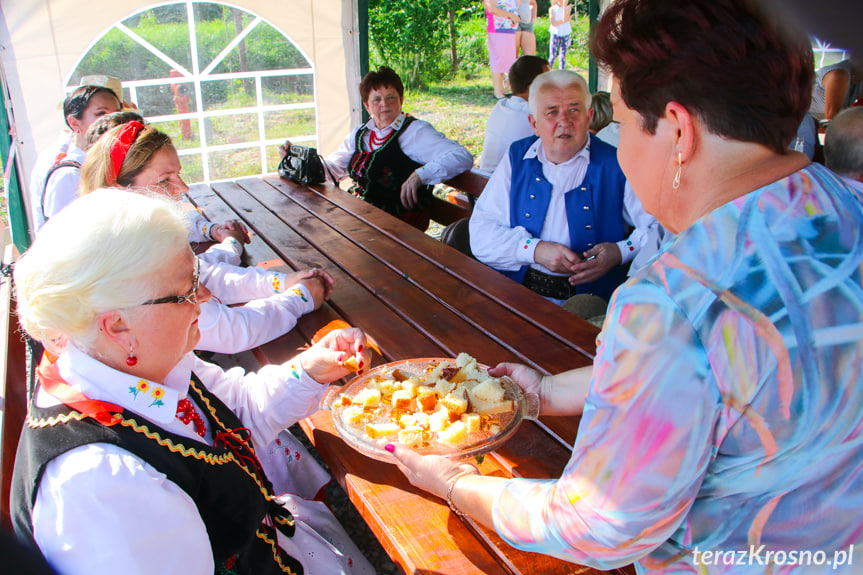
0, 0, 362, 219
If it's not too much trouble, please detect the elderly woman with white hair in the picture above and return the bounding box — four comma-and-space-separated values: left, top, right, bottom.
10, 190, 375, 575
81, 119, 339, 500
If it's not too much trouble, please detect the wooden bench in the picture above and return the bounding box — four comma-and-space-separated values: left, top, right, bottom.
429, 168, 490, 227
0, 245, 28, 532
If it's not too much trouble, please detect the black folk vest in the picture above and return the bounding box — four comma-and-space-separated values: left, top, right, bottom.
348, 115, 434, 215
12, 374, 303, 575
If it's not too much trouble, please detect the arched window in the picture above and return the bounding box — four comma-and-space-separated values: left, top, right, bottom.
67, 1, 316, 183
812, 38, 849, 69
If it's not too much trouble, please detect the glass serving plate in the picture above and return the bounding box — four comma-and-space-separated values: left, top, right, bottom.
321, 357, 540, 463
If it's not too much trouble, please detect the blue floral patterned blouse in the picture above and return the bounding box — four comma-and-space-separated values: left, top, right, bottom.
493, 164, 863, 573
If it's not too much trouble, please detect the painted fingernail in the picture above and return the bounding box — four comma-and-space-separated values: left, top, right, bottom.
384, 443, 395, 453
358, 345, 364, 353
337, 352, 346, 362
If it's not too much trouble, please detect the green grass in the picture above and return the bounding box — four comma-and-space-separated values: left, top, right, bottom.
403, 77, 496, 166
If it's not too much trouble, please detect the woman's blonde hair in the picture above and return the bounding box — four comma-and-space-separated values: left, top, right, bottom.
14, 189, 188, 351
80, 124, 173, 194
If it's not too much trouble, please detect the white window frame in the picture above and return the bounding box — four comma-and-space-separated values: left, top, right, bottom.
66, 0, 317, 183
812, 37, 848, 69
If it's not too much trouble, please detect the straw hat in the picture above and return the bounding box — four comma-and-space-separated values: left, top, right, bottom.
79, 75, 124, 102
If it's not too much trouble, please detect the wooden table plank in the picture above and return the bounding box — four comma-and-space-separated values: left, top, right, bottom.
213, 180, 521, 365
185, 184, 294, 272
234, 178, 591, 372
265, 176, 601, 358
189, 178, 635, 575
240, 178, 593, 447
201, 177, 586, 453
303, 411, 611, 575
192, 182, 448, 363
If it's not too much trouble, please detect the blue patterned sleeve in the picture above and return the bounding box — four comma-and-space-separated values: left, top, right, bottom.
492, 280, 722, 569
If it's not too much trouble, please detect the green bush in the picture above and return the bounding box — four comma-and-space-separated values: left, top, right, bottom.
369, 0, 453, 88
455, 16, 489, 79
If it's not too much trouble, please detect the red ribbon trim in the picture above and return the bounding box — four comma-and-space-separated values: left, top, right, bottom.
213, 427, 266, 480
107, 121, 145, 186
37, 352, 124, 427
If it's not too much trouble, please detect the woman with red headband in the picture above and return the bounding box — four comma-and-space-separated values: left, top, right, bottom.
80, 122, 339, 498
81, 120, 336, 353
83, 115, 246, 267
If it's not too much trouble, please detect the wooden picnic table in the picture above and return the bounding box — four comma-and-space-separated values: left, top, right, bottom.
186, 176, 634, 575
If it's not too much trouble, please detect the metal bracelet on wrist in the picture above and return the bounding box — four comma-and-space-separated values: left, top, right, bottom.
446, 470, 476, 519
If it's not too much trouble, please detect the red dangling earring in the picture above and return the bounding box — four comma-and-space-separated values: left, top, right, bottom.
126, 344, 138, 367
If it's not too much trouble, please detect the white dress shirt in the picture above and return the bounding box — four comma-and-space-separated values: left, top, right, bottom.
480, 95, 535, 172
199, 260, 297, 305
196, 283, 314, 354
31, 345, 329, 575
595, 122, 620, 148
29, 135, 86, 232
196, 262, 317, 353
470, 137, 656, 275
324, 112, 473, 186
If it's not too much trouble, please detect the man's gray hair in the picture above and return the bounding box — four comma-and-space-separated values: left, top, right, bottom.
528, 70, 592, 117
825, 107, 863, 180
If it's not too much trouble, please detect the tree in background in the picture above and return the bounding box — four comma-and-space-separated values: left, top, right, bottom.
369, 0, 477, 87
370, 0, 591, 87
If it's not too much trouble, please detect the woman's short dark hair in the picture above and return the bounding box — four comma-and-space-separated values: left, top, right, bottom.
85, 111, 146, 149
592, 0, 814, 154
509, 56, 548, 95
359, 66, 404, 103
62, 85, 122, 128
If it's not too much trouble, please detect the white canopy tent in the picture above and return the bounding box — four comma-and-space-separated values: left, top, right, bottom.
0, 0, 365, 247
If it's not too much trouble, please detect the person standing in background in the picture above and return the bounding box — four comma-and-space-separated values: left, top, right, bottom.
515, 0, 537, 57
809, 55, 863, 122
484, 0, 521, 99
548, 0, 572, 70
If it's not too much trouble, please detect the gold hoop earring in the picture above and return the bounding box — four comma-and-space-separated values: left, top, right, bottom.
672, 152, 682, 189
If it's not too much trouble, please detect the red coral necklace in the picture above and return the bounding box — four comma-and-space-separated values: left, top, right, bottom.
176, 398, 207, 438
369, 128, 393, 149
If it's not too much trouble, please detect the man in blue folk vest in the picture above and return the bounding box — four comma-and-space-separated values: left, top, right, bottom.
469, 69, 656, 305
